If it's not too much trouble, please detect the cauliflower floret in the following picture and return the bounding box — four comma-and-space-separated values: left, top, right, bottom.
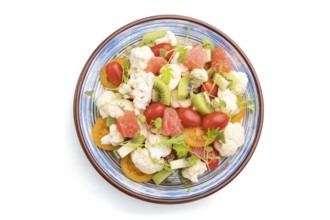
170, 46, 191, 76
216, 89, 238, 114
127, 70, 154, 110
101, 124, 124, 146
129, 46, 154, 70
118, 84, 132, 99
170, 90, 192, 108
190, 68, 208, 88
145, 134, 171, 160
163, 64, 182, 90
138, 121, 149, 138
230, 71, 248, 94
182, 160, 207, 183
214, 122, 245, 157
155, 31, 177, 46
131, 148, 163, 174
96, 91, 134, 119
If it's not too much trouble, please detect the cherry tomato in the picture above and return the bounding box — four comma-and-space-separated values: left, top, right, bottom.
143, 102, 166, 124
201, 80, 218, 99
203, 111, 229, 129
207, 146, 220, 170
150, 43, 174, 60
177, 108, 201, 128
189, 146, 220, 170
105, 61, 123, 86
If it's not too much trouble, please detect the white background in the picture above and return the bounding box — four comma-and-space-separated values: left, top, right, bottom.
1, 0, 329, 219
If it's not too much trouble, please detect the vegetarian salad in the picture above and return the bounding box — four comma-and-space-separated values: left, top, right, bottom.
88, 29, 254, 189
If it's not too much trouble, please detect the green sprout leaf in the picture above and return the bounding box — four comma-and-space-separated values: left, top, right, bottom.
106, 118, 116, 127
159, 48, 168, 58
202, 38, 215, 52
216, 131, 226, 144
172, 143, 190, 158
114, 93, 123, 99
176, 47, 188, 63
188, 155, 198, 166
205, 146, 213, 153
179, 170, 191, 193
84, 90, 94, 96
138, 115, 146, 123
160, 64, 173, 85
154, 117, 162, 128
247, 104, 255, 112
159, 134, 186, 147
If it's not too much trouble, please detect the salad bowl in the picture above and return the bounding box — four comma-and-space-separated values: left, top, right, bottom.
74, 15, 264, 203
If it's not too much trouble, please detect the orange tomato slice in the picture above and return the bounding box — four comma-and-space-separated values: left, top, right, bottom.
182, 126, 215, 148
231, 96, 245, 123
120, 155, 153, 182
231, 109, 245, 123
91, 117, 116, 151
99, 58, 130, 89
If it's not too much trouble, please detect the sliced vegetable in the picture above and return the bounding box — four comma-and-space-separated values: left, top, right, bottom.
91, 117, 116, 151
120, 155, 153, 182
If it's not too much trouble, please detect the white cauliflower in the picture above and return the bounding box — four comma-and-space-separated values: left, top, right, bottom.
216, 89, 238, 114
230, 71, 248, 94
145, 134, 171, 160
101, 124, 124, 146
96, 90, 134, 119
166, 64, 182, 90
118, 84, 132, 99
190, 68, 208, 88
138, 121, 149, 138
129, 46, 154, 70
182, 160, 207, 183
130, 148, 163, 174
170, 90, 192, 108
170, 46, 191, 76
155, 31, 177, 46
127, 70, 154, 110
214, 122, 245, 157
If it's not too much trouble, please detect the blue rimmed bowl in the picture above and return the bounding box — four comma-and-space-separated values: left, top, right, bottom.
74, 15, 264, 204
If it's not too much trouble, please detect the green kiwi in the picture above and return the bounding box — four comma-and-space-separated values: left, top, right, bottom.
152, 78, 171, 105
220, 72, 238, 89
152, 169, 174, 185
202, 38, 215, 52
177, 75, 193, 99
139, 31, 167, 47
192, 92, 214, 115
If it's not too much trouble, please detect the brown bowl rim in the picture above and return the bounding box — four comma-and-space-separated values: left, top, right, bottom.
73, 14, 264, 204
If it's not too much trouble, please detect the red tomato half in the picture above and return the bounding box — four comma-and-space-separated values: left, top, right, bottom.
190, 146, 220, 170
203, 111, 229, 129
143, 102, 166, 124
105, 61, 123, 86
177, 108, 201, 128
150, 43, 174, 60
201, 80, 218, 99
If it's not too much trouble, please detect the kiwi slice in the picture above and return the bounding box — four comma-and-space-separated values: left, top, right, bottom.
202, 38, 215, 52
177, 75, 193, 99
192, 92, 214, 115
220, 72, 238, 89
152, 78, 171, 105
213, 73, 230, 90
139, 31, 167, 47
